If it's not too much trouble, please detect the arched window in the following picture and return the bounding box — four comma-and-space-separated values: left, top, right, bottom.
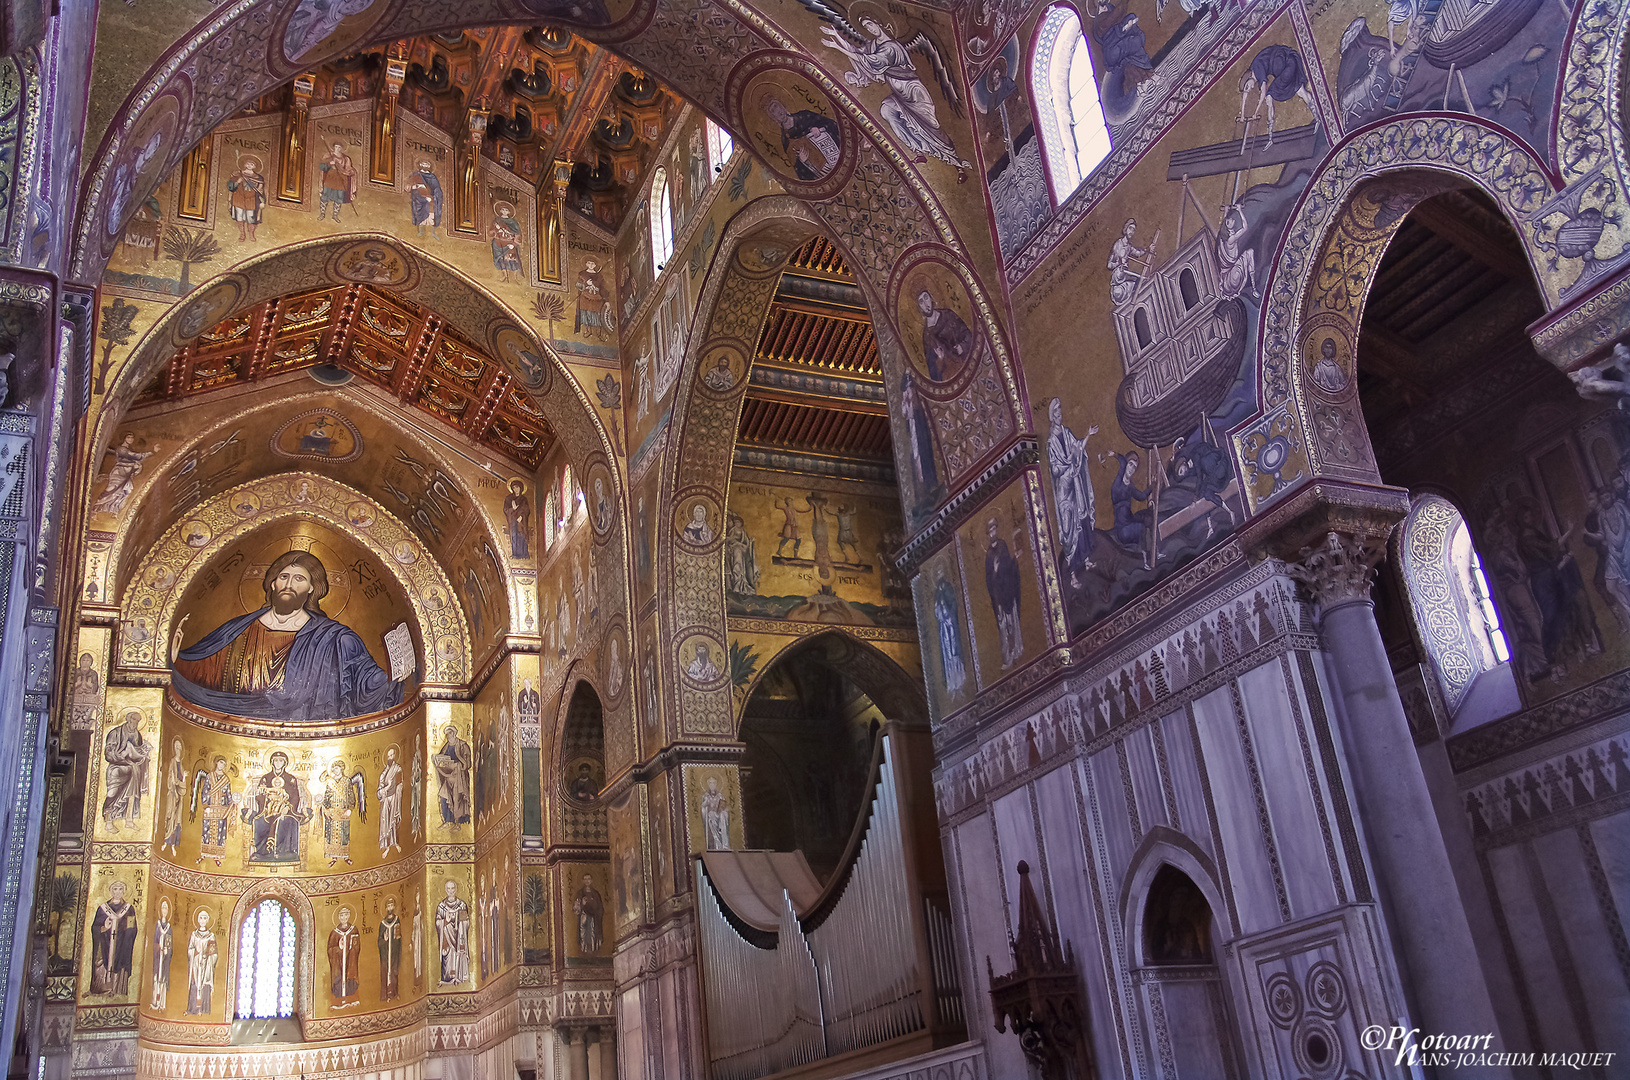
649, 168, 674, 276
1394, 494, 1519, 732
561, 465, 577, 526
1452, 517, 1511, 666
544, 489, 560, 550
1034, 5, 1111, 200
706, 118, 735, 177
236, 899, 297, 1019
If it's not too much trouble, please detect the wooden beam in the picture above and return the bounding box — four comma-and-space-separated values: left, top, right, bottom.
549, 49, 618, 174
1408, 198, 1531, 283
396, 310, 440, 403
464, 26, 526, 127
1357, 322, 1432, 399
764, 296, 872, 324
740, 384, 890, 417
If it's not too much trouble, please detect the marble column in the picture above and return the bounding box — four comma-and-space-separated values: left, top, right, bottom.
597, 1026, 618, 1080
560, 1028, 590, 1080
1288, 531, 1507, 1064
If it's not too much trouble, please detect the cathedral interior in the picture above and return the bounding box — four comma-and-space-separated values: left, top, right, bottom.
0, 0, 1624, 1076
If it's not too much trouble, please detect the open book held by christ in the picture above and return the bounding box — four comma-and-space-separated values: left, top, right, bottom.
384, 622, 416, 683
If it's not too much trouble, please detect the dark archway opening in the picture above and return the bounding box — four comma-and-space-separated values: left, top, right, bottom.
738, 637, 889, 884
1142, 864, 1214, 965
1358, 187, 1627, 732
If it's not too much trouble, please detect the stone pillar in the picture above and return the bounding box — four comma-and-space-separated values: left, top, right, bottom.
1287, 531, 1506, 1061
560, 1028, 590, 1080
597, 1027, 618, 1080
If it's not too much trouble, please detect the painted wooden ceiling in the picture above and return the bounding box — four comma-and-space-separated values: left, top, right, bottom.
738, 236, 893, 467
1358, 187, 1547, 446
134, 284, 556, 469
243, 26, 683, 231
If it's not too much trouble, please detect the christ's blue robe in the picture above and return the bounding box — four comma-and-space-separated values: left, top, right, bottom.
172, 608, 404, 722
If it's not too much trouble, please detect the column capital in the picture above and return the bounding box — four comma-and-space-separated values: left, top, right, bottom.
1238, 479, 1409, 564
1283, 531, 1387, 610
1236, 478, 1407, 612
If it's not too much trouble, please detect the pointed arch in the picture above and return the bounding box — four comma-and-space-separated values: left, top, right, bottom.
653, 196, 849, 745
729, 630, 929, 735
552, 676, 610, 847
1234, 118, 1560, 515
68, 4, 1028, 471
222, 878, 317, 1029
98, 390, 515, 640
1118, 826, 1234, 950
93, 234, 614, 471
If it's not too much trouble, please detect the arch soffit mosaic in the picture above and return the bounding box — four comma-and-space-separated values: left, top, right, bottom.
1554, 0, 1629, 191
96, 234, 612, 473
657, 196, 824, 743
73, 3, 1028, 451
652, 196, 945, 745
118, 472, 473, 689
72, 3, 966, 264
1233, 116, 1580, 516
103, 390, 519, 631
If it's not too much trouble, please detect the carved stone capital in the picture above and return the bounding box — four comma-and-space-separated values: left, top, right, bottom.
1284, 531, 1387, 610
1238, 479, 1408, 563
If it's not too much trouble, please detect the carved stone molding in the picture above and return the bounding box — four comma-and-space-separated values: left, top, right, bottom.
136, 1026, 428, 1078
1283, 532, 1387, 612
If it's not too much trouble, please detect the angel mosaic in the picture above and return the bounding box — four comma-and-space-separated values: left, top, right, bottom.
189, 756, 238, 865
801, 0, 971, 175
316, 758, 368, 866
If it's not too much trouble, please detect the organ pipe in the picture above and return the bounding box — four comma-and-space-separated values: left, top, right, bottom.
694, 733, 963, 1079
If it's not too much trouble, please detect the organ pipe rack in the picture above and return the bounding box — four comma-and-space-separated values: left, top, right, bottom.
694, 729, 964, 1079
